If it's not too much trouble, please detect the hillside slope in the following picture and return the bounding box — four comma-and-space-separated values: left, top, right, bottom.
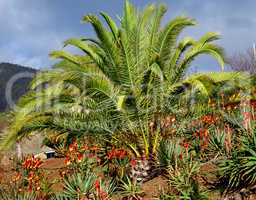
0, 63, 37, 111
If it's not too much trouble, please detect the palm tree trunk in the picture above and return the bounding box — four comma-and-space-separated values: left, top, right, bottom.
16, 142, 22, 160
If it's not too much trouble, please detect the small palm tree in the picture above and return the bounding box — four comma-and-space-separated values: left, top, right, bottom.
172, 71, 250, 113
3, 2, 244, 181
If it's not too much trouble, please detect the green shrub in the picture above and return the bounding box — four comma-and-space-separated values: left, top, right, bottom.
217, 130, 256, 192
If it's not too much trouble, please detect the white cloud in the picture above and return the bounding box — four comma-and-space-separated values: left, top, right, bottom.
0, 0, 256, 71
0, 0, 73, 68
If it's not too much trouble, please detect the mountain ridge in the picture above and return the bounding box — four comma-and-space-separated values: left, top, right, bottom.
0, 62, 37, 111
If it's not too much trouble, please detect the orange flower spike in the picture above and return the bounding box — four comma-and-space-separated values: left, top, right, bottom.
130, 158, 137, 168
179, 153, 183, 160
107, 148, 114, 157
22, 158, 31, 169
22, 160, 26, 168
64, 157, 71, 166
204, 129, 209, 138
183, 142, 190, 150
114, 149, 119, 157
199, 129, 203, 138
202, 139, 209, 149
99, 190, 108, 199
33, 158, 43, 169
28, 186, 32, 193
95, 179, 101, 191
107, 151, 113, 160
28, 160, 33, 169
68, 140, 78, 153
118, 149, 127, 159
77, 153, 83, 163
115, 149, 120, 158
28, 171, 34, 181
13, 172, 22, 182
34, 175, 40, 182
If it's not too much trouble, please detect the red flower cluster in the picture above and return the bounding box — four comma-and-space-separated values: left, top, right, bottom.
193, 128, 210, 150
22, 155, 43, 170
179, 140, 190, 158
200, 115, 218, 125
64, 141, 101, 167
12, 172, 22, 182
94, 179, 108, 200
193, 128, 209, 138
107, 148, 128, 160
180, 140, 190, 150
68, 140, 78, 152
130, 158, 137, 168
65, 140, 84, 165
12, 155, 47, 196
27, 171, 41, 192
64, 152, 84, 166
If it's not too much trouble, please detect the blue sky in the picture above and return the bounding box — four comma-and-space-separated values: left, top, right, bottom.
0, 0, 255, 71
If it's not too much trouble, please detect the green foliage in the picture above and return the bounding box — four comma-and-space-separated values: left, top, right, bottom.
206, 130, 227, 158
157, 138, 209, 200
59, 166, 116, 199
120, 176, 143, 200
217, 129, 256, 192
155, 191, 174, 200
1, 0, 228, 156
3, 2, 253, 198
62, 172, 96, 199
0, 187, 36, 200
157, 139, 183, 169
167, 160, 209, 200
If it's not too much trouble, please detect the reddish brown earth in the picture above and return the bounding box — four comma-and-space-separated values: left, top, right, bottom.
111, 176, 168, 200
0, 157, 169, 199
0, 163, 16, 188
0, 158, 232, 199
0, 158, 65, 190
41, 158, 65, 169
141, 176, 169, 200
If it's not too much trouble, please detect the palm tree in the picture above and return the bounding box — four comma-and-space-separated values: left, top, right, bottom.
1, 1, 229, 159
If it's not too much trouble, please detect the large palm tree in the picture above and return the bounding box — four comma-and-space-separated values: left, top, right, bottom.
1, 1, 229, 157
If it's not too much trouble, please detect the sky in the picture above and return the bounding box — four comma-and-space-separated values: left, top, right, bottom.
0, 0, 255, 71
